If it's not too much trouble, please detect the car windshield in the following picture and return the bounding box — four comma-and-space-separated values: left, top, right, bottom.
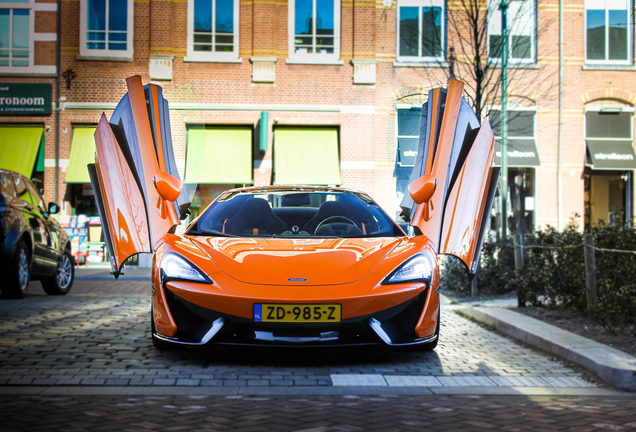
187, 190, 404, 238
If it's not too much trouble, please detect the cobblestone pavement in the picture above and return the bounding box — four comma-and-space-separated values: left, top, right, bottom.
1, 394, 636, 431
0, 287, 600, 389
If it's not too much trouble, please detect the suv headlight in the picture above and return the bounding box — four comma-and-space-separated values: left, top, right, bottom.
382, 255, 432, 285
160, 253, 212, 285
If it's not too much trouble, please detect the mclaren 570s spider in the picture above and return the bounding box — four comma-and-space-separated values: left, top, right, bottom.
88, 76, 499, 350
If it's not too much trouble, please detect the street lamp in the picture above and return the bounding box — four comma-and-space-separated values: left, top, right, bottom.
500, 0, 509, 239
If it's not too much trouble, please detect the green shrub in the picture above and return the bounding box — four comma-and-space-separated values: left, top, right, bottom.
438, 216, 636, 333
439, 254, 470, 293
588, 221, 636, 331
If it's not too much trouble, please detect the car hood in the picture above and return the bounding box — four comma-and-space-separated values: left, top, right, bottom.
186, 236, 403, 286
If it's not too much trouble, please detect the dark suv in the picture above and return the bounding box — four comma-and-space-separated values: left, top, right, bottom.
0, 169, 73, 298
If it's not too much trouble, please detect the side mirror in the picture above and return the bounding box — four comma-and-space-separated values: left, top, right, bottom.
409, 175, 437, 205
47, 202, 60, 215
153, 172, 182, 203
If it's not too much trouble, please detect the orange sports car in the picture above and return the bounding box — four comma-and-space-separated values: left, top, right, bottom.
89, 76, 499, 350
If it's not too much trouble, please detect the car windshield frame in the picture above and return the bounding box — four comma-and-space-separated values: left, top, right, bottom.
186, 188, 405, 239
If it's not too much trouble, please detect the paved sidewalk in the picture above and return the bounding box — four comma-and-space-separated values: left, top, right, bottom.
0, 294, 603, 392
1, 394, 635, 431
459, 306, 636, 391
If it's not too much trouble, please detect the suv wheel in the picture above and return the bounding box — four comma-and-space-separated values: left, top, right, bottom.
42, 250, 74, 295
4, 241, 31, 299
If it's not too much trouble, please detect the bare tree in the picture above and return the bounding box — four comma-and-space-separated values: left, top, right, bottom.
397, 0, 556, 122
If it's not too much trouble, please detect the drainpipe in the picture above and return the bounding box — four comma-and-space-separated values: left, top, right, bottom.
500, 0, 509, 238
54, 0, 62, 204
557, 0, 563, 230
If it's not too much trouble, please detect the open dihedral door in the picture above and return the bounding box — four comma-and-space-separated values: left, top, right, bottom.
88, 76, 190, 278
401, 79, 500, 276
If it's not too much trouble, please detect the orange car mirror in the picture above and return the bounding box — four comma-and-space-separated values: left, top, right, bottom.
154, 172, 182, 203
409, 175, 437, 205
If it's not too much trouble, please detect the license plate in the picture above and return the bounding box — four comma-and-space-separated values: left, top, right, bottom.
254, 304, 341, 323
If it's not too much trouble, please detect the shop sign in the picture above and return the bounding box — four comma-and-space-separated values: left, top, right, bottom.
82, 184, 94, 196
0, 83, 52, 116
397, 138, 418, 167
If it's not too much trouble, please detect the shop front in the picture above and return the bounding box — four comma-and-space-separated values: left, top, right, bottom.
0, 125, 45, 187
184, 126, 254, 220
64, 126, 110, 264
489, 109, 540, 236
584, 109, 636, 227
272, 127, 341, 186
394, 106, 420, 222
0, 83, 52, 190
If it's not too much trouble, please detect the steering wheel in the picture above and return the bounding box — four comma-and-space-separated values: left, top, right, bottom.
314, 216, 358, 235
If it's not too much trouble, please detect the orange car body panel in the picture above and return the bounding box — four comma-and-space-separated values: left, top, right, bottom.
125, 76, 179, 246
151, 243, 177, 337
149, 234, 440, 339
439, 119, 496, 270
411, 79, 464, 246
93, 114, 151, 270
188, 237, 402, 286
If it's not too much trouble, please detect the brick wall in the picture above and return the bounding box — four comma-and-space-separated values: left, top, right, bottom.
2, 0, 635, 229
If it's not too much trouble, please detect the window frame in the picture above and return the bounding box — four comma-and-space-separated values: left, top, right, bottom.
0, 3, 35, 71
395, 0, 446, 63
488, 106, 537, 141
486, 0, 537, 64
186, 0, 241, 63
395, 104, 422, 168
287, 0, 342, 64
79, 0, 134, 60
584, 0, 633, 65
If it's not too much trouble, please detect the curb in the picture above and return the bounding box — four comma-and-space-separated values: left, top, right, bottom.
0, 385, 630, 397
458, 307, 636, 392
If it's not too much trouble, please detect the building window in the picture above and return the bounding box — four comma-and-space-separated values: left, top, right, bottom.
396, 0, 444, 62
0, 8, 32, 68
394, 106, 421, 221
585, 0, 632, 64
187, 0, 239, 61
487, 0, 535, 62
79, 0, 134, 59
288, 0, 341, 63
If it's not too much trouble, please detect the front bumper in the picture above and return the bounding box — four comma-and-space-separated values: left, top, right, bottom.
152, 281, 439, 347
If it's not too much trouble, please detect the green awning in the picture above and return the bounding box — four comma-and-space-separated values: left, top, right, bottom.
273, 128, 341, 185
65, 127, 97, 183
0, 127, 44, 177
35, 134, 45, 173
185, 127, 253, 184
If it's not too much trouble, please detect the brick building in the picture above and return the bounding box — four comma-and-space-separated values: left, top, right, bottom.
1, 0, 635, 237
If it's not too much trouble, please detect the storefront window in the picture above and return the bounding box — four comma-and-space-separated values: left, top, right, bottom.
394, 106, 421, 222
584, 109, 635, 227
488, 109, 539, 236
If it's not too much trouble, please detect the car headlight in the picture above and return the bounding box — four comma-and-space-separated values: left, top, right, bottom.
382, 255, 432, 285
160, 253, 212, 285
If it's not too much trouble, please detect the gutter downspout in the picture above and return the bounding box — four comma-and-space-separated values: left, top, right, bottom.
557, 0, 563, 230
54, 0, 62, 204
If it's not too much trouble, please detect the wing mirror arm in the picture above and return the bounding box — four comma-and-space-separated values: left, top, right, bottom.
408, 175, 437, 222
153, 172, 182, 219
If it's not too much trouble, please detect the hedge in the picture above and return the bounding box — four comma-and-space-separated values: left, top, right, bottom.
439, 217, 636, 333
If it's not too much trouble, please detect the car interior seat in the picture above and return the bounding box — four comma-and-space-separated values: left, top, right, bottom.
225, 198, 287, 235
302, 201, 356, 234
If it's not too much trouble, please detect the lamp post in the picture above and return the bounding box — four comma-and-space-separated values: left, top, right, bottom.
500, 0, 509, 239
